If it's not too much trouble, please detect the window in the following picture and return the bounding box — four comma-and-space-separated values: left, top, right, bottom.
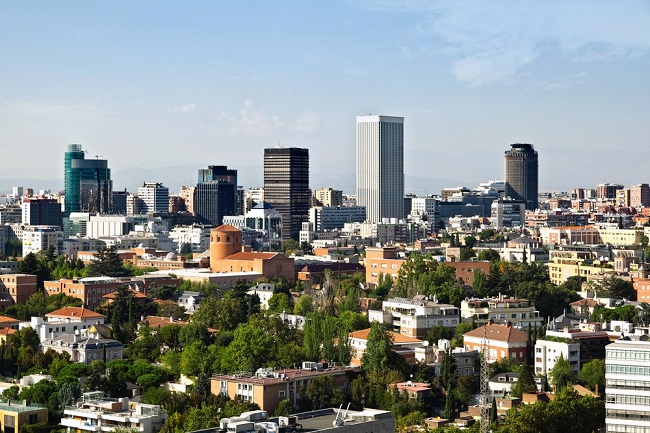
279, 390, 286, 398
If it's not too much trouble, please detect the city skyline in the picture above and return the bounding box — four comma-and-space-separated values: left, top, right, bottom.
1, 2, 649, 194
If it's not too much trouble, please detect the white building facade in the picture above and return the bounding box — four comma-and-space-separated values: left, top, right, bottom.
356, 115, 404, 223
605, 339, 650, 433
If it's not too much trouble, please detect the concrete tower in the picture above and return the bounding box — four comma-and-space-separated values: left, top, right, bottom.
504, 143, 538, 211
356, 115, 404, 223
209, 224, 242, 272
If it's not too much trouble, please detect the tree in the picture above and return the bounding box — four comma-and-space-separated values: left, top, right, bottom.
549, 354, 575, 390
511, 363, 536, 398
443, 387, 455, 421
85, 246, 129, 277
274, 399, 295, 416
267, 293, 293, 313
181, 341, 209, 377
293, 294, 313, 316
578, 359, 605, 394
477, 249, 501, 262
439, 347, 457, 389
221, 316, 277, 372
596, 275, 636, 300
179, 243, 193, 255
361, 322, 393, 373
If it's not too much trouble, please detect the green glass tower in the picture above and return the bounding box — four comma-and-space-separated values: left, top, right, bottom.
64, 144, 112, 216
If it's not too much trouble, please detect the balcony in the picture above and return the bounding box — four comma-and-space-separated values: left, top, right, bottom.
61, 418, 102, 431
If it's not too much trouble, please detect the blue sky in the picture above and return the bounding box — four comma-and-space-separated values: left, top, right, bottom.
1, 1, 649, 195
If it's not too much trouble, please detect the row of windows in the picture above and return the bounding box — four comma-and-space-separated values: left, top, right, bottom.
607, 364, 650, 376
607, 379, 650, 391
608, 409, 650, 422
606, 423, 650, 432
607, 349, 650, 361
607, 394, 650, 406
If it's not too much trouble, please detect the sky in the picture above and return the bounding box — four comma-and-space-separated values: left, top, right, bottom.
1, 1, 649, 195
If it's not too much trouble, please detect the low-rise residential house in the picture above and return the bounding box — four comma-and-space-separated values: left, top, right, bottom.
390, 381, 432, 401
177, 291, 203, 314
60, 392, 167, 433
247, 283, 275, 309
463, 322, 528, 363
349, 328, 427, 366
41, 332, 123, 364
210, 365, 361, 415
461, 295, 543, 329
368, 296, 459, 339
489, 372, 520, 397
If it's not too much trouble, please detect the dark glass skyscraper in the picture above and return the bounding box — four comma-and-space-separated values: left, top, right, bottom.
264, 147, 309, 240
504, 143, 538, 211
64, 144, 112, 216
194, 165, 237, 226
198, 165, 239, 214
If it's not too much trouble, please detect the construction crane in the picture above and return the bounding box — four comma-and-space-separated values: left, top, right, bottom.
479, 325, 490, 433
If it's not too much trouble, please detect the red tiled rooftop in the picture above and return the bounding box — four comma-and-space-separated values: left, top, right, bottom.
0, 316, 19, 324
226, 252, 282, 261
103, 288, 148, 300
349, 328, 423, 344
464, 323, 528, 343
46, 307, 105, 319
213, 224, 241, 232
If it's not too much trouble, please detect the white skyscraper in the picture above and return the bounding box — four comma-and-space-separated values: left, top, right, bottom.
356, 115, 404, 223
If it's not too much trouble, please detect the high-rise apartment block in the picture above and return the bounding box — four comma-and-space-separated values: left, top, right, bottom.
314, 188, 343, 207
597, 183, 624, 200
630, 184, 650, 208
356, 115, 404, 223
264, 148, 310, 240
136, 182, 169, 214
21, 198, 62, 227
64, 144, 112, 216
504, 143, 538, 211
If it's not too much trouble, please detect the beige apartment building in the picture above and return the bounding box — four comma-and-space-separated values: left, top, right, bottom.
210, 365, 360, 415
461, 295, 543, 329
0, 274, 38, 310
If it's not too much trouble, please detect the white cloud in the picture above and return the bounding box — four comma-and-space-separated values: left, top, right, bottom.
295, 112, 320, 132
360, 0, 650, 86
216, 100, 320, 137
168, 103, 196, 113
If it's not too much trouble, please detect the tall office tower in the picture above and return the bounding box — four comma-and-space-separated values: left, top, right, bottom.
198, 165, 239, 214
356, 115, 404, 223
136, 182, 169, 214
605, 339, 650, 432
64, 144, 112, 216
264, 148, 310, 240
21, 198, 63, 227
194, 181, 235, 226
112, 189, 128, 215
504, 143, 539, 211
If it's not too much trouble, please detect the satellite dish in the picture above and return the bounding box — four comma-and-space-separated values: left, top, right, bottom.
422, 341, 429, 347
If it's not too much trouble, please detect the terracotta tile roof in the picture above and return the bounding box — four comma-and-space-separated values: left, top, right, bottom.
349, 328, 423, 344
0, 328, 16, 335
46, 307, 105, 319
570, 298, 599, 306
213, 224, 241, 232
103, 288, 148, 300
0, 316, 19, 324
140, 316, 188, 328
463, 323, 528, 343
226, 252, 282, 261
